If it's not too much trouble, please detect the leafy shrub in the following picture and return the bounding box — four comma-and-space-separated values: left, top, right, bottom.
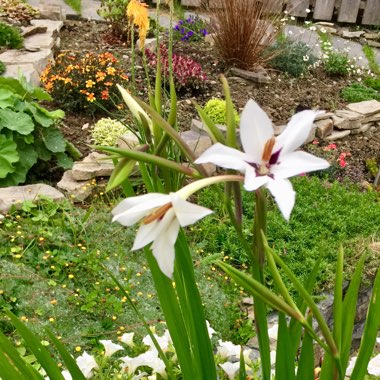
97, 0, 130, 39
210, 0, 281, 70
267, 36, 317, 77
0, 60, 5, 74
0, 22, 23, 49
366, 158, 379, 178
40, 51, 128, 113
203, 98, 240, 125
341, 83, 380, 102
363, 76, 380, 91
145, 44, 207, 90
0, 0, 39, 24
0, 76, 72, 186
362, 44, 380, 76
91, 118, 130, 146
173, 15, 208, 42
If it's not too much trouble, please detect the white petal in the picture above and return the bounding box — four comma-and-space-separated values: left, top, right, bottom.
275, 110, 319, 154
170, 193, 213, 227
195, 143, 252, 172
266, 178, 295, 221
219, 362, 240, 380
368, 354, 380, 376
243, 166, 270, 191
133, 220, 162, 250
240, 100, 274, 163
271, 151, 330, 179
112, 193, 170, 226
151, 210, 180, 278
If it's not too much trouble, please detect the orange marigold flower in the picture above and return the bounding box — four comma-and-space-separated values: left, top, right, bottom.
87, 93, 96, 102
104, 81, 113, 87
101, 90, 109, 100
45, 82, 53, 91
86, 79, 95, 88
80, 89, 88, 94
96, 71, 106, 82
64, 78, 73, 84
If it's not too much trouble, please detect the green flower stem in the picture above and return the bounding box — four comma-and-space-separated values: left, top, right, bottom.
130, 20, 135, 92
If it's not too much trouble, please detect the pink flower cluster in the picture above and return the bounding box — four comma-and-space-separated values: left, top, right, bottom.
321, 143, 351, 168
145, 45, 207, 90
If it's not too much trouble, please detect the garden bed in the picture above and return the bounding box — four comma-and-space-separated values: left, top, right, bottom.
57, 19, 380, 184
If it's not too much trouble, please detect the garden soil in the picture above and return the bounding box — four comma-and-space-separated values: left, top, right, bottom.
57, 19, 380, 185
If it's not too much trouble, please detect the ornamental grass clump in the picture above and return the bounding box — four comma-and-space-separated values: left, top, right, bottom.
210, 0, 282, 70
40, 51, 128, 113
145, 44, 207, 90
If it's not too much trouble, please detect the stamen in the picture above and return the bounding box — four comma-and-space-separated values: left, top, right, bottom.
262, 137, 276, 162
142, 203, 172, 224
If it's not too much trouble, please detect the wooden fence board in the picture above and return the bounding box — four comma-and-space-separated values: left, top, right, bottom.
287, 0, 311, 17
362, 0, 380, 25
338, 0, 360, 22
308, 0, 335, 19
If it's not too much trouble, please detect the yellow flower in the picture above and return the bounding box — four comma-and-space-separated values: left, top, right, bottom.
87, 93, 96, 102
127, 0, 149, 49
106, 67, 116, 75
86, 79, 95, 88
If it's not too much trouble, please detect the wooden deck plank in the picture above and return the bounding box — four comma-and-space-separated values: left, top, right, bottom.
287, 0, 311, 17
338, 0, 361, 22
362, 0, 380, 25
313, 0, 335, 20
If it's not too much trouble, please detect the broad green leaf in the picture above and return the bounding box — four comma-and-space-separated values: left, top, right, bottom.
35, 142, 52, 161
18, 143, 38, 169
0, 109, 34, 135
107, 157, 137, 191
0, 77, 52, 101
25, 103, 54, 128
276, 313, 296, 380
41, 128, 67, 153
0, 160, 29, 186
221, 75, 237, 148
296, 318, 315, 380
56, 152, 73, 170
350, 269, 380, 380
0, 135, 18, 178
0, 88, 18, 108
31, 102, 65, 121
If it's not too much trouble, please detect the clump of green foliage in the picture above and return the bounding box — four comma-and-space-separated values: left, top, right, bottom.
341, 83, 380, 102
0, 76, 73, 186
366, 158, 379, 178
91, 118, 130, 146
362, 44, 380, 76
0, 60, 5, 74
364, 76, 380, 91
267, 35, 317, 77
0, 0, 39, 24
203, 98, 240, 125
0, 21, 23, 49
97, 0, 129, 39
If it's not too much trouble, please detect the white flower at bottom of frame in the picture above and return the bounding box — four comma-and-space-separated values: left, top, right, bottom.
143, 332, 171, 353
112, 192, 213, 278
120, 332, 135, 347
219, 362, 242, 380
120, 351, 166, 377
76, 351, 99, 379
195, 99, 330, 220
217, 340, 241, 359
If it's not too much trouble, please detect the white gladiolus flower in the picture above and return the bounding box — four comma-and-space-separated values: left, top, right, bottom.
219, 362, 240, 380
345, 356, 357, 376
76, 351, 99, 379
206, 320, 216, 338
143, 333, 171, 353
120, 351, 166, 377
61, 370, 73, 380
217, 340, 241, 358
268, 323, 279, 340
368, 354, 380, 376
112, 191, 213, 278
99, 340, 124, 357
195, 100, 329, 220
120, 332, 135, 347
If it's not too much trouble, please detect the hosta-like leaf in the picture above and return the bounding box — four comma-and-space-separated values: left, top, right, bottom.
41, 128, 67, 153
0, 108, 34, 135
0, 135, 18, 178
56, 152, 73, 170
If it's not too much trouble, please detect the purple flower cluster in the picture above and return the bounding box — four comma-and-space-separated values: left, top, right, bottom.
145, 44, 207, 90
173, 15, 208, 42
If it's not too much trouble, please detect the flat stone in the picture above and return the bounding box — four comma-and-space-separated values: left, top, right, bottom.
315, 112, 335, 121
346, 100, 380, 116
191, 118, 229, 136
117, 131, 140, 149
137, 36, 163, 52
364, 32, 380, 40
362, 111, 380, 124
57, 170, 92, 202
350, 123, 372, 135
204, 33, 216, 47
0, 48, 53, 74
325, 130, 351, 140
24, 33, 55, 50
37, 4, 66, 21
71, 152, 114, 181
342, 30, 364, 38
335, 109, 363, 121
180, 130, 213, 157
305, 125, 316, 144
21, 25, 47, 37
315, 25, 337, 34
332, 115, 349, 130
30, 19, 64, 37
230, 66, 271, 84
0, 184, 65, 213
4, 63, 40, 86
367, 41, 380, 48
315, 21, 335, 27
315, 119, 333, 138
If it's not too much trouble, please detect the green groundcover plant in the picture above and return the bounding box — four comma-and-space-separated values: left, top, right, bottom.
0, 21, 23, 49
0, 76, 73, 186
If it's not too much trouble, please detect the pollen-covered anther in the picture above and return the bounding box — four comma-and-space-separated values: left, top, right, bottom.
262, 137, 276, 162
142, 203, 172, 224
